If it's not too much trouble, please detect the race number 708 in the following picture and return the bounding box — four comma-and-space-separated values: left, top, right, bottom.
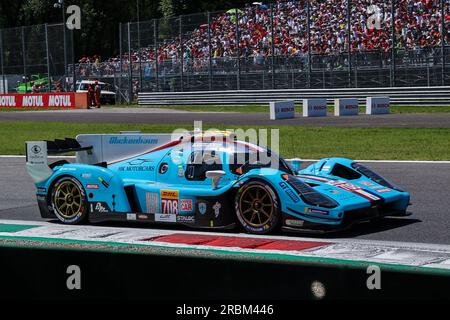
161, 199, 179, 214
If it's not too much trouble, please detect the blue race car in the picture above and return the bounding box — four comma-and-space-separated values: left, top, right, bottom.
26, 132, 410, 234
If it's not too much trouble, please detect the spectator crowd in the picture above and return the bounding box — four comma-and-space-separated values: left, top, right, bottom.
77, 0, 450, 77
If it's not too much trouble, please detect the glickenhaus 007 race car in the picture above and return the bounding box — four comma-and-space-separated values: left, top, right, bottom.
26, 131, 411, 234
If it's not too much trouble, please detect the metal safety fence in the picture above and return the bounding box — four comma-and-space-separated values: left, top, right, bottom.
98, 0, 450, 103
0, 23, 74, 94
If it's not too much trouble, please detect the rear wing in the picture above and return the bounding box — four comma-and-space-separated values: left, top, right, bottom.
46, 138, 93, 154
25, 139, 94, 183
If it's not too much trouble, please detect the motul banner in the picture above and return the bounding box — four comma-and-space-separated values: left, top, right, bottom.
0, 93, 88, 109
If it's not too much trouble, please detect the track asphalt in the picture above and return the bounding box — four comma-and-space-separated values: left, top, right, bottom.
1, 157, 449, 245
1, 108, 450, 127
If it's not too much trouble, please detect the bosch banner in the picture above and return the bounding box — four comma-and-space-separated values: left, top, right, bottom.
366, 97, 390, 115
0, 93, 87, 109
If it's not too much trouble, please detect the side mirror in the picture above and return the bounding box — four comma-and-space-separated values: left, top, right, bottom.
206, 170, 226, 189
287, 158, 302, 173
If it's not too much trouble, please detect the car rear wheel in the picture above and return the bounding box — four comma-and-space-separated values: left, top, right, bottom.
235, 180, 281, 235
51, 177, 88, 224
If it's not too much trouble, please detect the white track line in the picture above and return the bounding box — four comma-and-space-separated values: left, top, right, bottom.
0, 155, 76, 159
4, 156, 449, 164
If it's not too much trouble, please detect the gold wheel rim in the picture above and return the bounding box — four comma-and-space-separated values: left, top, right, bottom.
53, 181, 83, 219
239, 185, 273, 228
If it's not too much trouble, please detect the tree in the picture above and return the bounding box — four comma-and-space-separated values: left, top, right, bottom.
159, 0, 175, 18
0, 0, 254, 59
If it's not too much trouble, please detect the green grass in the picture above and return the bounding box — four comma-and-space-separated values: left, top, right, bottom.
0, 108, 64, 112
1, 121, 449, 160
114, 104, 450, 114
3, 104, 450, 114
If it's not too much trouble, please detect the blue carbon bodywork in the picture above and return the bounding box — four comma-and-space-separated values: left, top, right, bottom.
33, 140, 411, 233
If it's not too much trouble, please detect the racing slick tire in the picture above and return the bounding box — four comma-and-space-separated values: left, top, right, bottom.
234, 180, 281, 235
50, 176, 88, 225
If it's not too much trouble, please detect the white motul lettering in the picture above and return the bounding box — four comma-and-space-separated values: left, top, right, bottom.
0, 96, 16, 107
49, 95, 70, 107
22, 95, 44, 107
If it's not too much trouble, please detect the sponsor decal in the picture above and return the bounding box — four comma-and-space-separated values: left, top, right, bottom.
137, 214, 150, 220
0, 95, 16, 107
31, 145, 42, 155
145, 192, 159, 214
60, 168, 76, 172
118, 165, 155, 172
109, 137, 159, 145
198, 202, 207, 215
98, 177, 109, 188
299, 175, 330, 183
270, 101, 296, 120
48, 95, 71, 107
81, 173, 92, 179
285, 219, 305, 227
118, 159, 155, 172
161, 190, 179, 214
180, 199, 193, 212
0, 93, 75, 108
127, 213, 137, 221
128, 159, 155, 165
213, 202, 222, 218
177, 216, 196, 223
91, 202, 110, 214
22, 95, 44, 107
37, 187, 47, 194
328, 181, 381, 202
279, 182, 300, 203
305, 208, 329, 215
359, 181, 374, 186
178, 166, 184, 177
377, 188, 392, 193
27, 142, 46, 165
155, 213, 177, 223
86, 184, 99, 190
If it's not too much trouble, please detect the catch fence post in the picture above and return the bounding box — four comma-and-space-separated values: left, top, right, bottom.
235, 10, 241, 90
207, 12, 213, 91
0, 28, 6, 93
45, 24, 52, 92
127, 22, 133, 103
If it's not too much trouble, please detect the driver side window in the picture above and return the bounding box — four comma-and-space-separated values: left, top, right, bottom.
185, 150, 223, 181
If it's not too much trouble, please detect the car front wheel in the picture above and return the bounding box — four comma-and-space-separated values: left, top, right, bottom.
235, 180, 281, 235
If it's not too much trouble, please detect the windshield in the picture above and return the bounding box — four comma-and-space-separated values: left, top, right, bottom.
177, 140, 295, 175
229, 152, 295, 175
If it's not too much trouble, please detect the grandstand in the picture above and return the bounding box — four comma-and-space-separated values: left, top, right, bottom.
73, 1, 450, 97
